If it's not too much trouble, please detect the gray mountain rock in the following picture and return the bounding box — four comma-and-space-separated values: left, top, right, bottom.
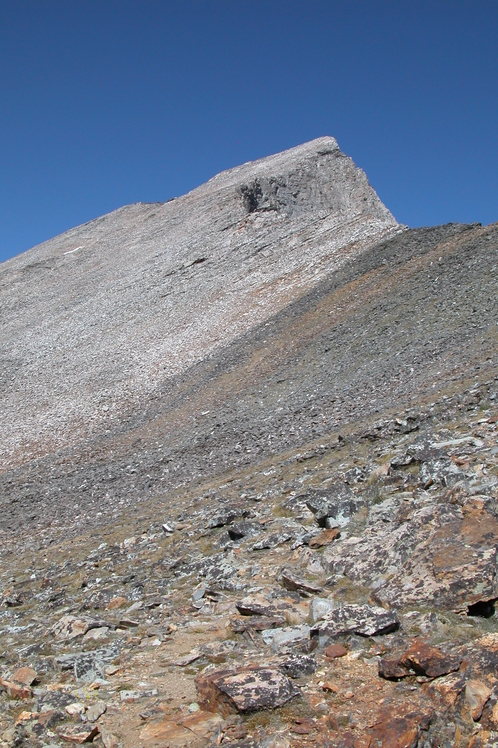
0, 137, 497, 748
0, 137, 399, 474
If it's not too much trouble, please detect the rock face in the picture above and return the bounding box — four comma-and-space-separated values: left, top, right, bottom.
0, 138, 498, 748
0, 136, 398, 473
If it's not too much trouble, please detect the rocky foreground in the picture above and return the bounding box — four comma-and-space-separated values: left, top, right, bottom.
1, 140, 498, 747
1, 384, 498, 748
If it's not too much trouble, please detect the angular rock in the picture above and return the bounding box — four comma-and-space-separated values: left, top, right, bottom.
57, 724, 100, 744
465, 680, 492, 721
280, 569, 322, 595
52, 615, 90, 640
378, 657, 410, 680
74, 655, 106, 684
177, 709, 224, 737
35, 690, 77, 712
379, 640, 461, 680
228, 520, 260, 541
208, 507, 244, 528
305, 484, 357, 528
324, 499, 498, 612
311, 603, 399, 643
278, 654, 317, 678
120, 688, 158, 702
195, 666, 300, 715
309, 597, 340, 623
309, 528, 340, 548
173, 650, 202, 666
261, 624, 310, 653
85, 699, 107, 722
236, 594, 289, 618
12, 667, 37, 686
0, 677, 32, 700
252, 531, 293, 550
100, 727, 121, 748
400, 640, 461, 678
83, 626, 109, 642
369, 705, 433, 748
139, 720, 193, 744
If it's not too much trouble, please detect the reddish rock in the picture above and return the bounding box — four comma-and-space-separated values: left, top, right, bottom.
291, 718, 314, 734
379, 640, 461, 680
12, 666, 37, 686
0, 677, 32, 700
195, 665, 300, 715
400, 640, 461, 678
309, 528, 340, 548
369, 706, 433, 748
465, 679, 492, 721
378, 657, 408, 680
324, 644, 348, 659
58, 724, 100, 743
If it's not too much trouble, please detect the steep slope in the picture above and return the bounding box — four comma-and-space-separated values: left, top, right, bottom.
1, 221, 496, 535
0, 140, 497, 748
0, 137, 399, 471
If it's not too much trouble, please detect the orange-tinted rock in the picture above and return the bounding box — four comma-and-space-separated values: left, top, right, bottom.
177, 709, 223, 737
322, 680, 340, 693
0, 677, 32, 700
465, 679, 492, 721
400, 640, 461, 678
106, 596, 128, 610
14, 711, 37, 726
58, 724, 100, 743
139, 719, 191, 745
369, 706, 433, 748
309, 528, 340, 548
379, 640, 461, 680
324, 644, 348, 659
12, 666, 37, 686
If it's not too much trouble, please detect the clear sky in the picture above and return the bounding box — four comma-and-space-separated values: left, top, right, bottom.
1, 1, 497, 263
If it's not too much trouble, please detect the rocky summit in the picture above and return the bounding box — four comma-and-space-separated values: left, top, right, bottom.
0, 138, 497, 748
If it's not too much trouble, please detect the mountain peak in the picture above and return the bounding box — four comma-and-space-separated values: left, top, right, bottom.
0, 139, 400, 471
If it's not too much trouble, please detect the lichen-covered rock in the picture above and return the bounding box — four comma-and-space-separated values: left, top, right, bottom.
195, 666, 300, 715
324, 499, 498, 611
311, 603, 399, 643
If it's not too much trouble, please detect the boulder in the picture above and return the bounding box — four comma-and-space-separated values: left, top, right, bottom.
195, 666, 300, 715
311, 603, 399, 644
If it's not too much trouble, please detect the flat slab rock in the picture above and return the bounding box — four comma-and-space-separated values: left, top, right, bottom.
235, 593, 297, 618
195, 666, 300, 715
311, 603, 399, 642
324, 498, 498, 611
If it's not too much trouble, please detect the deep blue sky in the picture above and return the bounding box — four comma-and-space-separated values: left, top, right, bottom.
1, 1, 497, 263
